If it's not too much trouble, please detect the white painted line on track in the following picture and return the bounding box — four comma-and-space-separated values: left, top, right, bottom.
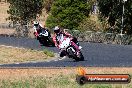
31, 61, 37, 63
54, 60, 58, 61
0, 45, 25, 49
15, 63, 20, 64
53, 56, 67, 61
59, 56, 66, 60
46, 61, 50, 62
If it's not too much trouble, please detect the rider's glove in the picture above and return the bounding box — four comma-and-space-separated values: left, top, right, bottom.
34, 32, 39, 37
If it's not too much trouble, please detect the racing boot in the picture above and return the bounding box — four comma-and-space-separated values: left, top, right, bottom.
59, 50, 66, 57
76, 42, 82, 50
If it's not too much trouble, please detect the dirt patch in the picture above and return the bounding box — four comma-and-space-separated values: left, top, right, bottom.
0, 28, 15, 35
0, 2, 9, 24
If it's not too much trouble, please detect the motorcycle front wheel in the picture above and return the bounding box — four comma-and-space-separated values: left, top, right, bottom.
67, 48, 83, 61
77, 52, 84, 61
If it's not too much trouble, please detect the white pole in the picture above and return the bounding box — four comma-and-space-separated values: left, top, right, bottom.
120, 0, 127, 45
121, 0, 127, 36
121, 2, 125, 36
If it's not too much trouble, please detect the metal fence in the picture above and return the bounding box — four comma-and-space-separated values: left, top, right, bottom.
0, 23, 34, 38
0, 23, 14, 29
67, 30, 132, 45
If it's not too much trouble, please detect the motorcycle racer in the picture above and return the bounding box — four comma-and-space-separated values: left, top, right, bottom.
33, 21, 51, 45
33, 21, 51, 37
52, 26, 82, 57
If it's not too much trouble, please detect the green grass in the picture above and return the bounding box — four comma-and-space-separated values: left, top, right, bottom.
43, 49, 55, 57
0, 74, 131, 88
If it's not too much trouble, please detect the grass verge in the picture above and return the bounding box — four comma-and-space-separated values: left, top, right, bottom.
0, 68, 132, 88
43, 49, 54, 57
0, 45, 55, 64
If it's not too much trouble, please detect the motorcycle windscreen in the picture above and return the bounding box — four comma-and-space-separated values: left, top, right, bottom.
41, 30, 49, 36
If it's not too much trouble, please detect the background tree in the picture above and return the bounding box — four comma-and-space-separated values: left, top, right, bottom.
98, 0, 132, 34
46, 0, 94, 30
7, 0, 44, 36
44, 0, 54, 13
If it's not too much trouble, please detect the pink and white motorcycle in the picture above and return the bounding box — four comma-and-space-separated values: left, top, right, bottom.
59, 37, 84, 61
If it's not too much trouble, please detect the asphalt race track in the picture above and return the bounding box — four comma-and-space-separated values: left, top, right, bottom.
0, 36, 132, 67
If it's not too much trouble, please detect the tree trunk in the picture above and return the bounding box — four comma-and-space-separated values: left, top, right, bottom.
22, 21, 29, 37
24, 24, 29, 37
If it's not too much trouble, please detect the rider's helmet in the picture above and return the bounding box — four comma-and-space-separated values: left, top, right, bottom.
33, 21, 39, 28
54, 26, 60, 34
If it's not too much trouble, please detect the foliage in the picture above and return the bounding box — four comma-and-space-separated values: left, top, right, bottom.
46, 0, 93, 30
43, 49, 54, 57
44, 0, 54, 13
98, 0, 132, 34
7, 0, 44, 24
78, 14, 102, 32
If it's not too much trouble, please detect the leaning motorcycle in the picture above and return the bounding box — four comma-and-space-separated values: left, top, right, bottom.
59, 37, 84, 61
37, 29, 55, 46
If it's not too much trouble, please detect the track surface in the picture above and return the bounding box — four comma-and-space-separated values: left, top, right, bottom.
0, 36, 132, 67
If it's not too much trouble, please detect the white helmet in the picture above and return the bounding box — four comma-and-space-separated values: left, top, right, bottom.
33, 21, 39, 27
54, 26, 60, 34
54, 26, 59, 30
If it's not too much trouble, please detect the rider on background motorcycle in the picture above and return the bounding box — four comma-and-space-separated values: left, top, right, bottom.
52, 26, 82, 57
33, 21, 51, 39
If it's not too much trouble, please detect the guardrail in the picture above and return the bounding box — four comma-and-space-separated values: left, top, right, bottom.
68, 30, 132, 45
0, 23, 13, 29
0, 23, 33, 38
